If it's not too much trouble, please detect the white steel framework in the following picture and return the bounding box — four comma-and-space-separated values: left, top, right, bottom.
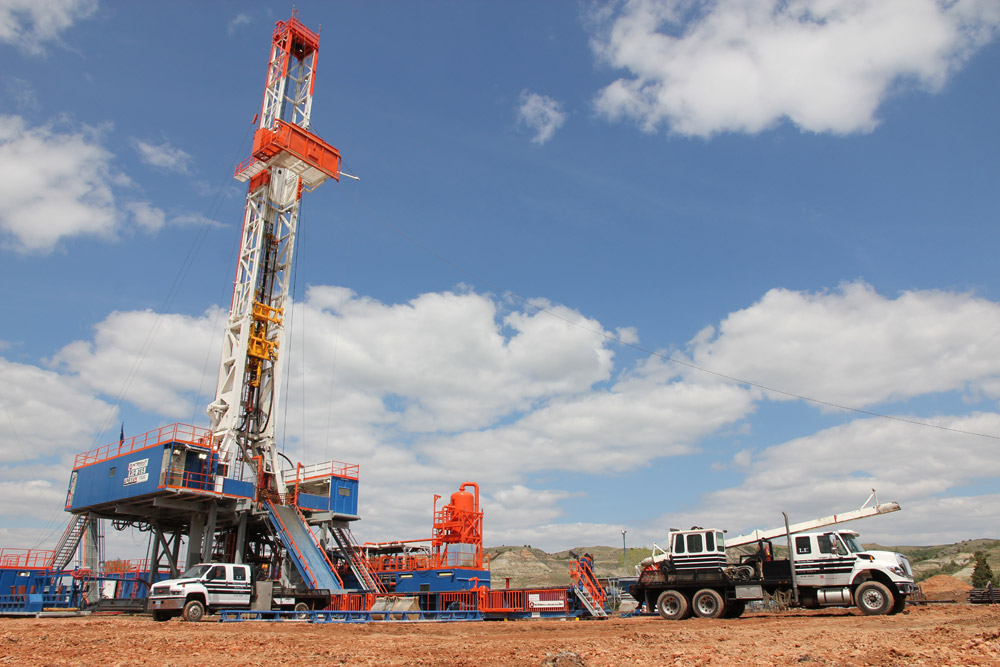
208, 12, 339, 500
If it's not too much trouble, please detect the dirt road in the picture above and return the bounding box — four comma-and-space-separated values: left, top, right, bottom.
1, 604, 998, 666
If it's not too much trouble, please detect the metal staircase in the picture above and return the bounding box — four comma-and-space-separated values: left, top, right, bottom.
572, 561, 608, 618
50, 514, 89, 570
329, 525, 386, 594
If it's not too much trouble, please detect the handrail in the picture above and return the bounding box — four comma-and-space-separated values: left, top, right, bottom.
571, 560, 607, 609
73, 423, 213, 469
281, 460, 359, 482
0, 549, 57, 569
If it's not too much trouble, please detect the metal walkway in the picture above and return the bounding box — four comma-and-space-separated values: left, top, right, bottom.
219, 608, 483, 623
266, 502, 343, 592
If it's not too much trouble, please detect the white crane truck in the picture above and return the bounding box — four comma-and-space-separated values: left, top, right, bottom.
631, 493, 918, 620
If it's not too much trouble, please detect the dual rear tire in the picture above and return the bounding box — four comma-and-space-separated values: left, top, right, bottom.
656, 588, 728, 620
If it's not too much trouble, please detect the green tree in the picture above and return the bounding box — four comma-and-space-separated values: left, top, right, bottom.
971, 551, 996, 588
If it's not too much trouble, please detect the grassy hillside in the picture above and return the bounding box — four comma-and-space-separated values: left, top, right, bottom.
873, 538, 1000, 582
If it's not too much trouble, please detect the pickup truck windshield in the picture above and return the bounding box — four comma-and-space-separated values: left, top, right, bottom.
181, 564, 213, 578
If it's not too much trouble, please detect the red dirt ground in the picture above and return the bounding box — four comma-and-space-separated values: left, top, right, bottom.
1, 603, 998, 666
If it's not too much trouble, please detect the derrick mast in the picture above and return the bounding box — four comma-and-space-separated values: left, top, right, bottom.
208, 12, 341, 498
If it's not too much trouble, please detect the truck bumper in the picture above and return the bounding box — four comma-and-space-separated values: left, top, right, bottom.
148, 597, 186, 611
894, 582, 919, 596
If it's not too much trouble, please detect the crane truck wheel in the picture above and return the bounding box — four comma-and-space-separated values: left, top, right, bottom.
691, 588, 726, 619
294, 602, 310, 619
855, 581, 893, 616
888, 593, 907, 615
182, 599, 205, 622
656, 590, 690, 621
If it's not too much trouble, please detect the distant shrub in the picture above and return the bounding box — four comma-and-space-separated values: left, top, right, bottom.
971, 551, 997, 588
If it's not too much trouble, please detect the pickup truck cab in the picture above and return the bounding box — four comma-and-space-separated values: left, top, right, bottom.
148, 563, 252, 622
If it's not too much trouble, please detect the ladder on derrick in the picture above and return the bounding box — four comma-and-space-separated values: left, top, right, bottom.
51, 514, 89, 570
329, 526, 386, 594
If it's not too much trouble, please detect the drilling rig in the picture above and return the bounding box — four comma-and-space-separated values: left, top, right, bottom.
60, 12, 380, 605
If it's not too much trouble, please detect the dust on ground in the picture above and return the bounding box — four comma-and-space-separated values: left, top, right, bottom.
1, 603, 998, 666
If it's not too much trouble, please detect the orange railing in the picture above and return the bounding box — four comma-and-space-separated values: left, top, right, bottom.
479, 588, 569, 613
103, 559, 148, 574
439, 591, 479, 610
482, 589, 525, 612
73, 423, 213, 469
571, 560, 607, 609
162, 468, 216, 493
325, 592, 375, 611
0, 549, 56, 569
366, 551, 491, 573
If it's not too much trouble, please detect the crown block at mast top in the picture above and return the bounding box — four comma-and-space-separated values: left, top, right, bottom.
235, 10, 340, 190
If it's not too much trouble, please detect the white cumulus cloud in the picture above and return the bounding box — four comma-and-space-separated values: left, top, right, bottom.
517, 90, 568, 144
132, 139, 193, 174
0, 0, 97, 54
227, 12, 252, 37
683, 281, 1000, 409
590, 0, 1000, 137
50, 307, 226, 419
0, 116, 220, 253
5, 281, 1000, 550
0, 115, 122, 253
654, 413, 1000, 547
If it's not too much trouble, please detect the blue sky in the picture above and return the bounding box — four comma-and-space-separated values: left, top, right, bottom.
2, 0, 1000, 558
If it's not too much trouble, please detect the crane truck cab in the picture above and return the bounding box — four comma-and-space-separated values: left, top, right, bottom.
788, 529, 916, 614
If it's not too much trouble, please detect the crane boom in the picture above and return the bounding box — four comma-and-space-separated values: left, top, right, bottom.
725, 490, 900, 549
206, 12, 341, 499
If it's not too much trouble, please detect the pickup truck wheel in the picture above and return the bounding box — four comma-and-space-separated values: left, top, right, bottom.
656, 590, 689, 621
182, 599, 205, 622
723, 600, 745, 618
692, 588, 726, 619
855, 581, 892, 616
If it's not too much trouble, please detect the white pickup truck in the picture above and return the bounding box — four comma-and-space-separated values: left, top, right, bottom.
148, 563, 253, 622
148, 562, 327, 621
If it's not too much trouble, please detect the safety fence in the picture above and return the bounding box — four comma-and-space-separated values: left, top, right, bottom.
0, 549, 56, 569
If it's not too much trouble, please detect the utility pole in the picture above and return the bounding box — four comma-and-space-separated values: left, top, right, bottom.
621, 529, 627, 575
